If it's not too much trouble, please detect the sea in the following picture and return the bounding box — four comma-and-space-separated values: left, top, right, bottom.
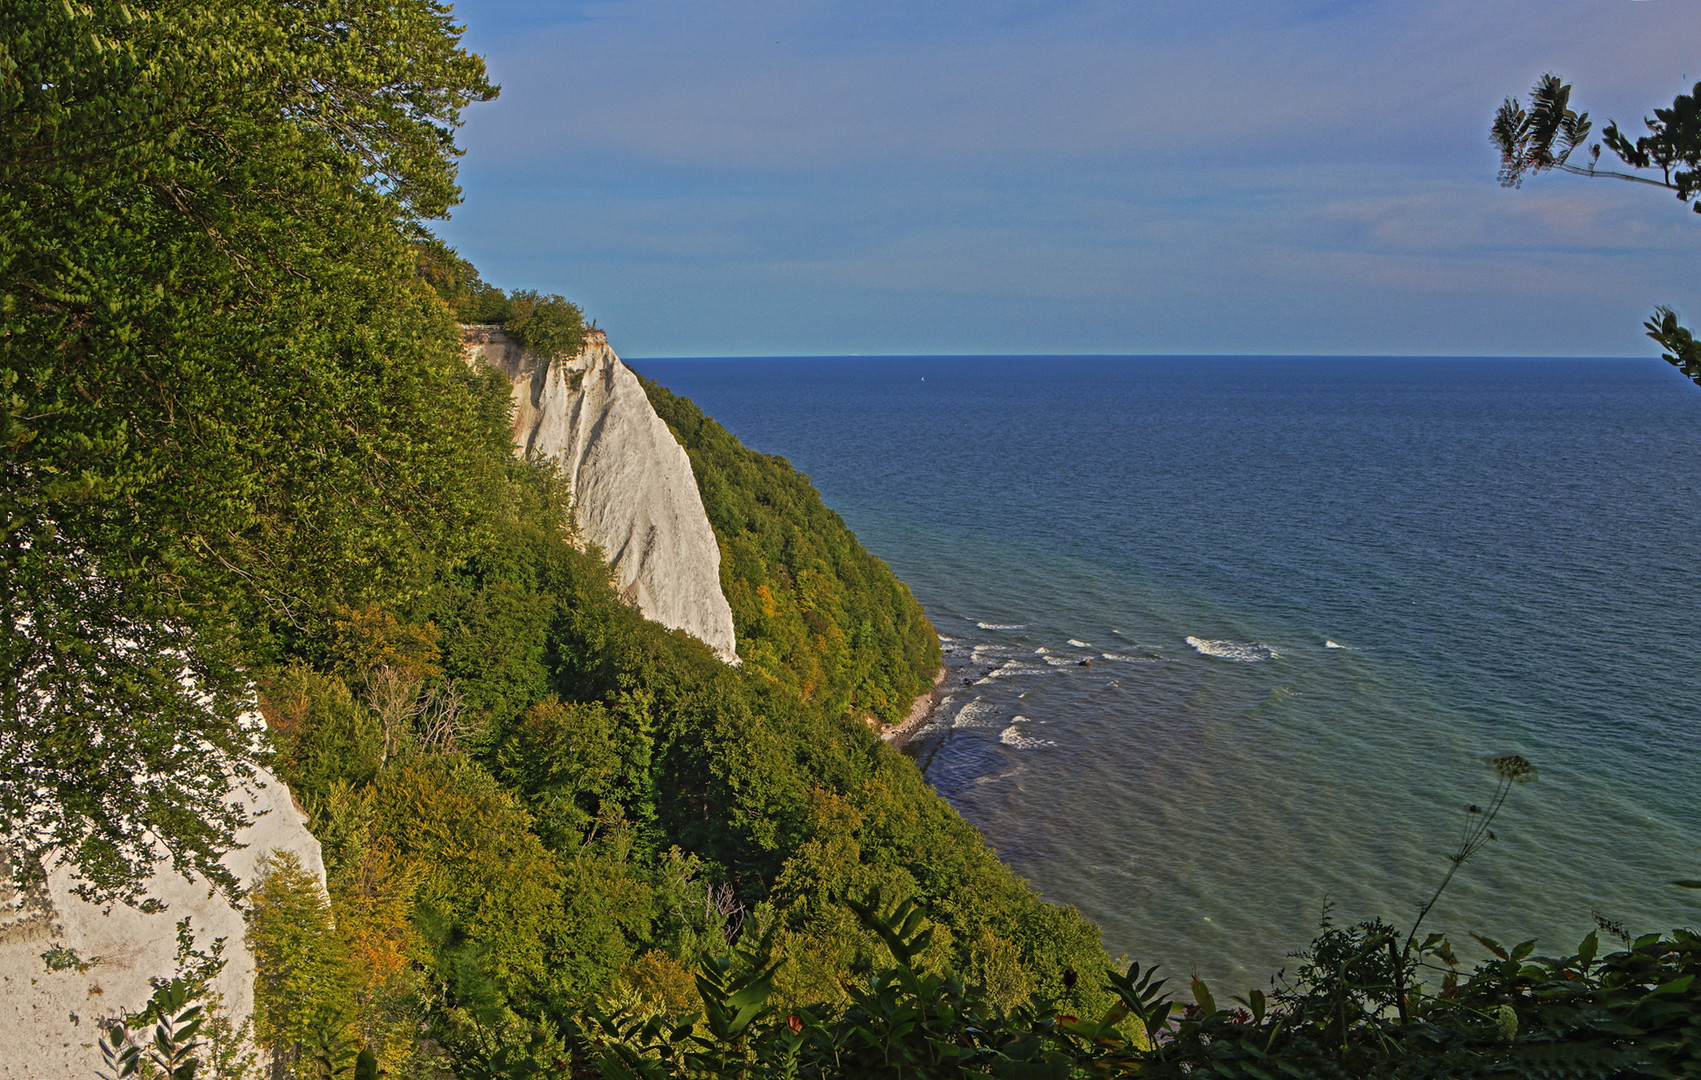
633, 355, 1701, 995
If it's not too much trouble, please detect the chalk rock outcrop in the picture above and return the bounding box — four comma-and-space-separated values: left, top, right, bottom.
0, 770, 324, 1079
463, 326, 738, 663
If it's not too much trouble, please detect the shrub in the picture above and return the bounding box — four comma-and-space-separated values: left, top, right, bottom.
246, 851, 356, 1073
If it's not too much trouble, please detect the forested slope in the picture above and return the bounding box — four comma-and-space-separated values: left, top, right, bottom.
10, 3, 1692, 1077
641, 379, 941, 726
249, 307, 1107, 1075
0, 3, 1106, 1074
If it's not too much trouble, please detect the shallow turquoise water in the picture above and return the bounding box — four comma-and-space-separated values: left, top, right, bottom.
636, 355, 1701, 993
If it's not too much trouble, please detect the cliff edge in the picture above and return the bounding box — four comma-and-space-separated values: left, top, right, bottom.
463, 326, 738, 663
0, 769, 325, 1078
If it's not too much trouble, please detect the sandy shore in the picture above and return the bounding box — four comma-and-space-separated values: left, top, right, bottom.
880, 663, 949, 748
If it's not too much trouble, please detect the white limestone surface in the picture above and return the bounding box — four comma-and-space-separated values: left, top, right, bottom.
0, 769, 325, 1078
463, 326, 738, 663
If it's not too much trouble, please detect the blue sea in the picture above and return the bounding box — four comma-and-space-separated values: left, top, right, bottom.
634, 355, 1701, 994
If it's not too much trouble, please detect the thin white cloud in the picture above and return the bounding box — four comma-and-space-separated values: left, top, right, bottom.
442, 0, 1701, 355
463, 0, 1701, 169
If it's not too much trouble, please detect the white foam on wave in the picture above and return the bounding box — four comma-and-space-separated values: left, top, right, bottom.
1099, 652, 1152, 662
976, 621, 1026, 630
1034, 646, 1051, 655
1067, 638, 1092, 648
1325, 640, 1351, 650
1043, 655, 1077, 667
952, 700, 997, 729
1186, 636, 1279, 662
975, 660, 1049, 684
998, 718, 1055, 750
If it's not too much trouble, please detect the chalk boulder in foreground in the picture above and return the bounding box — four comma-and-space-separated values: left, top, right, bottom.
463, 325, 738, 664
0, 770, 324, 1079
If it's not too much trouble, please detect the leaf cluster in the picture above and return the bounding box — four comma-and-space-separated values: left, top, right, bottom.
416, 239, 586, 360
584, 894, 1102, 1080
1493, 74, 1593, 187
2, 0, 500, 902
99, 978, 209, 1080
568, 903, 1701, 1080
1490, 73, 1701, 389
1644, 307, 1701, 387
1494, 71, 1701, 209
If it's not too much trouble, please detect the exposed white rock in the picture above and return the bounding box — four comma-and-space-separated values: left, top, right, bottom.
0, 768, 324, 1079
0, 324, 735, 1075
464, 326, 738, 663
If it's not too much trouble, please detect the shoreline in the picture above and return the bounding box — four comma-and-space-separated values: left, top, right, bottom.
880, 662, 949, 749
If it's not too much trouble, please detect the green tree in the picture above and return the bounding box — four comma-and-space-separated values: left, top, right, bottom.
246, 850, 357, 1073
415, 239, 586, 357
0, 0, 494, 902
1492, 74, 1701, 385
501, 289, 587, 361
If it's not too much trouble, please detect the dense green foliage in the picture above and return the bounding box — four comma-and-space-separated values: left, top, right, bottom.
1, 0, 498, 901
640, 378, 942, 726
241, 418, 1108, 1074
573, 897, 1701, 1080
112, 885, 1701, 1079
502, 758, 1688, 1079
4, 5, 1105, 1075
256, 484, 1108, 1069
247, 851, 356, 1072
1493, 74, 1701, 386
18, 7, 1694, 1078
417, 239, 588, 361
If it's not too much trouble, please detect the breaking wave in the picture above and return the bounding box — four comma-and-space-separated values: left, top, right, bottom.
999, 717, 1055, 750
975, 660, 1050, 683
951, 700, 998, 728
1186, 636, 1278, 662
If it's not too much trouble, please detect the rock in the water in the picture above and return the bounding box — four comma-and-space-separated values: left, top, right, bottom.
463, 326, 738, 663
0, 768, 324, 1078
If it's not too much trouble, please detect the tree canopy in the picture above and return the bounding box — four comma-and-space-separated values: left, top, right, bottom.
0, 0, 496, 902
4, 11, 1109, 1071
416, 238, 588, 361
1492, 74, 1701, 385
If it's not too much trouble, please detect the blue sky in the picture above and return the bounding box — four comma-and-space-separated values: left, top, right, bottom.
435, 1, 1701, 357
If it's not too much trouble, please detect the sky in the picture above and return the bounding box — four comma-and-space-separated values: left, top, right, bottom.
434, 1, 1701, 357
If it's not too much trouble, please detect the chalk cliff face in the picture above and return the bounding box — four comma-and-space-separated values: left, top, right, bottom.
463, 326, 738, 663
0, 328, 734, 1075
0, 769, 325, 1079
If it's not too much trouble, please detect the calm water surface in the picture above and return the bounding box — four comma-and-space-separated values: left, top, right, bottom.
634, 355, 1701, 993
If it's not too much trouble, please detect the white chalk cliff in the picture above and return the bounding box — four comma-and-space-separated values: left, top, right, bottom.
0, 325, 733, 1076
0, 770, 325, 1078
463, 326, 738, 663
